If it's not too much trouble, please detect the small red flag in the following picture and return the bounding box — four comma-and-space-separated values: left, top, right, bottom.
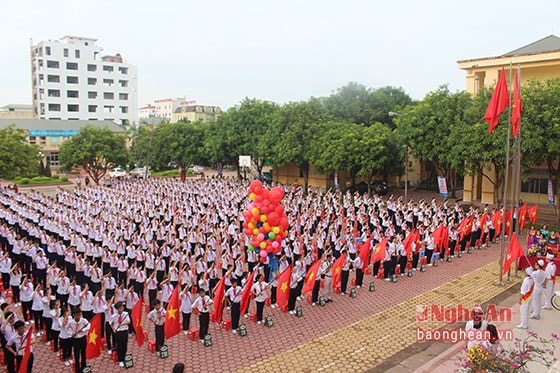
371, 237, 389, 263
358, 238, 372, 267
511, 70, 522, 138
164, 286, 181, 339
302, 260, 321, 294
491, 210, 503, 236
402, 230, 415, 257
459, 216, 473, 242
479, 212, 488, 241
212, 276, 226, 324
485, 67, 510, 134
331, 254, 346, 289
528, 205, 538, 225
503, 233, 524, 274
505, 210, 512, 236
85, 314, 101, 359
518, 203, 528, 232
131, 297, 145, 347
18, 326, 33, 373
275, 267, 291, 309
240, 271, 255, 316
432, 224, 445, 253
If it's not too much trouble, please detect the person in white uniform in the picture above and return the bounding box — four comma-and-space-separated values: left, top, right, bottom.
530, 259, 547, 320
543, 253, 557, 310
517, 267, 534, 329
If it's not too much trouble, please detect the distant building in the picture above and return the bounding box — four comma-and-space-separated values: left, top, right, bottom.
0, 119, 125, 167
0, 104, 34, 119
138, 98, 200, 122
30, 35, 138, 125
458, 35, 560, 204
138, 105, 156, 119
171, 104, 222, 123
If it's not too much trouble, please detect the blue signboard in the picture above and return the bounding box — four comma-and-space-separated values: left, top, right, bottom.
29, 130, 79, 137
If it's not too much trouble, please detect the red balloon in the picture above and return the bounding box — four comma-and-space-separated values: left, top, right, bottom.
272, 186, 284, 198
260, 257, 266, 263
244, 228, 252, 235
250, 180, 263, 192
274, 205, 284, 216
267, 212, 280, 226
261, 206, 269, 214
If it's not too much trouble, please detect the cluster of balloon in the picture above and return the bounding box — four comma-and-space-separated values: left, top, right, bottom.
242, 180, 289, 263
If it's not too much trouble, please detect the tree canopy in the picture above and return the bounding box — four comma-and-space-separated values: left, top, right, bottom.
0, 125, 40, 179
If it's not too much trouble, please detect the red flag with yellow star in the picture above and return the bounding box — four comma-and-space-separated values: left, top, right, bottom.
479, 212, 488, 241
371, 237, 389, 263
491, 210, 503, 236
503, 233, 523, 274
528, 205, 538, 225
131, 297, 145, 347
164, 286, 181, 339
331, 254, 346, 289
518, 203, 528, 232
85, 314, 101, 359
240, 270, 255, 316
505, 210, 512, 236
275, 266, 291, 309
302, 260, 321, 294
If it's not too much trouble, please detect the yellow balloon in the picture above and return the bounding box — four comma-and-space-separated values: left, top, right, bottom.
272, 227, 280, 234
249, 193, 256, 201
248, 222, 255, 230
253, 228, 260, 236
260, 214, 267, 223
251, 208, 259, 215
259, 241, 267, 249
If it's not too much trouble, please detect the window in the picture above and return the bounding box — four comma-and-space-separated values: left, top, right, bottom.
87, 64, 97, 72
48, 89, 60, 97
40, 137, 47, 145
67, 90, 79, 98
47, 75, 60, 83
521, 178, 548, 194
206, 107, 213, 113
118, 67, 128, 74
119, 80, 128, 88
66, 76, 79, 84
49, 103, 61, 112
46, 153, 59, 167
94, 51, 99, 61
29, 137, 37, 144
119, 93, 128, 100
47, 60, 59, 68
103, 106, 114, 113
88, 105, 97, 113
103, 79, 114, 86
104, 92, 114, 99
120, 106, 129, 113
45, 46, 51, 55
88, 91, 98, 99
67, 104, 79, 112
88, 77, 97, 85
66, 62, 78, 70
75, 49, 80, 58
103, 65, 114, 72
38, 74, 44, 86
63, 48, 69, 57
196, 106, 203, 112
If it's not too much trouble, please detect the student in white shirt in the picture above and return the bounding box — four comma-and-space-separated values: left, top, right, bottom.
192, 288, 213, 342
58, 307, 73, 366
179, 285, 193, 334
67, 308, 90, 370
147, 299, 166, 355
225, 278, 242, 333
6, 320, 35, 373
251, 274, 269, 324
110, 302, 130, 367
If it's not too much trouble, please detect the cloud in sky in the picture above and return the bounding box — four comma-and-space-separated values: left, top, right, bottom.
1, 0, 559, 110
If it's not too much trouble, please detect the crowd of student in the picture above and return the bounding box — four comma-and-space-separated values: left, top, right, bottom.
0, 176, 551, 372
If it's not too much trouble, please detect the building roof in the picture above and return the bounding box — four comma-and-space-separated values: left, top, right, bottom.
174, 106, 197, 113
0, 119, 126, 133
502, 35, 560, 57
0, 104, 33, 112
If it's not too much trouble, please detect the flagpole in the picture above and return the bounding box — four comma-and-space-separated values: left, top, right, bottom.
498, 63, 513, 286
507, 62, 516, 282
514, 64, 522, 278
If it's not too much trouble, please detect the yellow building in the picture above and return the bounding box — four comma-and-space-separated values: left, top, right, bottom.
457, 35, 560, 205
171, 105, 222, 123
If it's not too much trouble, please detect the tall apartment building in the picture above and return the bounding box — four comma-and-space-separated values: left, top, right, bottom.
30, 35, 138, 125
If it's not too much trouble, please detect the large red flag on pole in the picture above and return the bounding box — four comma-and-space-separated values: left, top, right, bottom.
164, 286, 181, 339
485, 67, 510, 134
131, 298, 145, 347
85, 314, 101, 359
518, 203, 528, 232
302, 260, 321, 294
402, 230, 416, 257
240, 270, 255, 316
212, 276, 226, 324
503, 234, 524, 274
18, 327, 33, 373
275, 267, 291, 309
511, 69, 522, 139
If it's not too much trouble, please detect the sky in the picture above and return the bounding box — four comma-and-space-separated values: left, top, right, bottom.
1, 0, 559, 110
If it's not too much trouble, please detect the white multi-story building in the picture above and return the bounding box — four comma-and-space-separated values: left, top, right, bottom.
30, 35, 138, 125
138, 98, 197, 121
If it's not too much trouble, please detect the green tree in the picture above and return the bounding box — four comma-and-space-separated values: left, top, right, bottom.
151, 122, 207, 171
0, 125, 40, 179
268, 98, 331, 191
396, 86, 470, 198
59, 125, 129, 185
520, 77, 560, 224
